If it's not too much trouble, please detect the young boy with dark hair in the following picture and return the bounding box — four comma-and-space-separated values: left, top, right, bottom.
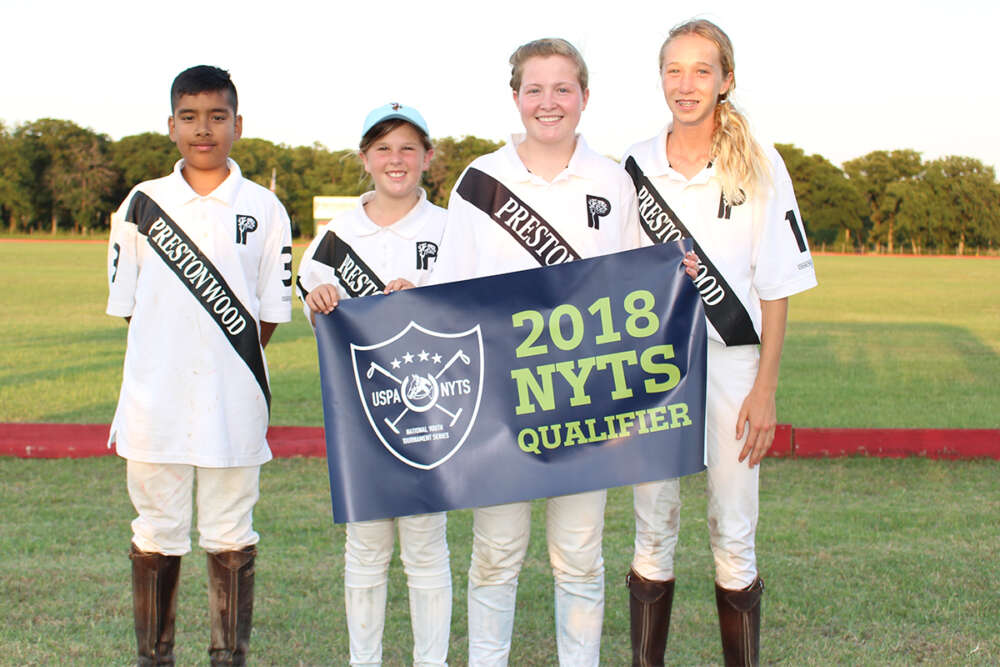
106, 64, 293, 665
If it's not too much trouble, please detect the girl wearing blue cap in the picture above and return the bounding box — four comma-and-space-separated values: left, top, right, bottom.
297, 103, 451, 666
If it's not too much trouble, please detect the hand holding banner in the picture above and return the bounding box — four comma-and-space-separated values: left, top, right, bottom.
315, 241, 707, 523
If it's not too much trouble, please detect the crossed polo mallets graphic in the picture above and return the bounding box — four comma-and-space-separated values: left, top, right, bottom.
366, 349, 471, 434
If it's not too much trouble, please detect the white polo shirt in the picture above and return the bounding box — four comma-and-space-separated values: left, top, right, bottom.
106, 159, 293, 467
296, 189, 447, 315
623, 126, 817, 344
430, 134, 640, 284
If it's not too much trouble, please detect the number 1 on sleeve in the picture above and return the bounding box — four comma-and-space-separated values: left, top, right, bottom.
785, 210, 807, 253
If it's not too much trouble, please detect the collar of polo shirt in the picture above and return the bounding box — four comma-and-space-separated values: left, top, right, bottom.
171, 158, 243, 206
351, 188, 431, 240
504, 133, 600, 185
640, 124, 715, 185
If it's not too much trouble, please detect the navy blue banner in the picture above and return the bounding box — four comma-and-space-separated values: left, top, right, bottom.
315, 241, 707, 523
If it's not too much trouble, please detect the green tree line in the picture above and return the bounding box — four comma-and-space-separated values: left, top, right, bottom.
0, 118, 502, 239
2, 118, 997, 253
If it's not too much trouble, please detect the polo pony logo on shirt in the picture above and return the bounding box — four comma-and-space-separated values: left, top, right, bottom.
586, 195, 611, 229
350, 322, 484, 470
416, 241, 439, 270
235, 214, 258, 244
717, 190, 746, 220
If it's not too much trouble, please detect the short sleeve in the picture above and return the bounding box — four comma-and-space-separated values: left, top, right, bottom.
256, 197, 293, 324
620, 149, 657, 250
296, 225, 330, 298
618, 169, 641, 251
106, 195, 140, 318
428, 170, 480, 285
751, 148, 818, 300
294, 223, 342, 324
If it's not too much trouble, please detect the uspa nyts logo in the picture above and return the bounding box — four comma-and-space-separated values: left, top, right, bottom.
350, 322, 483, 470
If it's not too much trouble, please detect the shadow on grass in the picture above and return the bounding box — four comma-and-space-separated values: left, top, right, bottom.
1, 356, 122, 389
781, 321, 999, 428
269, 366, 325, 426
2, 324, 126, 347
269, 320, 316, 345
39, 401, 120, 424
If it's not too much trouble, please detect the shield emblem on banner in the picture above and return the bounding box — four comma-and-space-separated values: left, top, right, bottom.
350, 322, 484, 470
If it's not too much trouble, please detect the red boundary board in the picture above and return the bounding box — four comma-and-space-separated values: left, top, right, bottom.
2, 423, 998, 460
0, 423, 329, 459
792, 428, 999, 460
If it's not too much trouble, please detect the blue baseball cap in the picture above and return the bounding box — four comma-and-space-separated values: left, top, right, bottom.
361, 103, 429, 139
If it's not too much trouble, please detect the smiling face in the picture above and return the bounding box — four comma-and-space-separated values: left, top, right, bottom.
360, 122, 432, 201
168, 90, 241, 187
513, 55, 589, 149
660, 33, 733, 130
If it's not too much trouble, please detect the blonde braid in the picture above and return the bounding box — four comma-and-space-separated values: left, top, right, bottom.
712, 98, 770, 205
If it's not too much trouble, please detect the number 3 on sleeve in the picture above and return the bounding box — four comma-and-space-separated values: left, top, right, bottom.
280, 245, 293, 287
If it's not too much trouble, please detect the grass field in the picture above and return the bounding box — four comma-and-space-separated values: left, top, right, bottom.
2, 242, 998, 428
783, 254, 1000, 429
1, 242, 998, 664
2, 457, 997, 665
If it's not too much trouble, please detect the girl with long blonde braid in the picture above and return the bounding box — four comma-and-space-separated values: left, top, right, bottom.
622, 19, 817, 666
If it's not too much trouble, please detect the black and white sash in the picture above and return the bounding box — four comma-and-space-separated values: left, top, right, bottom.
126, 191, 271, 407
456, 167, 582, 267
303, 233, 386, 299
624, 156, 759, 346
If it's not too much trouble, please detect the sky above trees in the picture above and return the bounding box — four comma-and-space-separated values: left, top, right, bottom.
3, 0, 999, 174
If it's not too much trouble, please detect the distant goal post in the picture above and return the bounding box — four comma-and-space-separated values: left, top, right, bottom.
310, 196, 360, 238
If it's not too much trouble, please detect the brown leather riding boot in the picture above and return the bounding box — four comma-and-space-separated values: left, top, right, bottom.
626, 568, 675, 667
130, 543, 181, 666
206, 545, 256, 666
715, 576, 763, 667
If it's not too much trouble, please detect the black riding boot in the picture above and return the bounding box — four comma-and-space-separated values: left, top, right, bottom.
626, 568, 675, 666
130, 543, 181, 666
206, 545, 256, 666
715, 576, 763, 667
